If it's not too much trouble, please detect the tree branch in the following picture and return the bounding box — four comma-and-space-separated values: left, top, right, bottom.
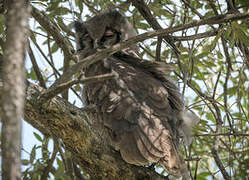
172, 30, 218, 41
211, 148, 231, 180
23, 82, 169, 180
38, 72, 116, 104
195, 133, 249, 137
31, 6, 75, 62
28, 41, 46, 88
131, 0, 179, 54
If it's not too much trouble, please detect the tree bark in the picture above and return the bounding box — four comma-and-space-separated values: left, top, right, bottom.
1, 0, 30, 179
23, 82, 168, 180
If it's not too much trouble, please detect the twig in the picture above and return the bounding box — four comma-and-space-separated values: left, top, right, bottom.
38, 72, 116, 104
172, 30, 218, 41
211, 148, 231, 180
31, 6, 75, 61
31, 40, 61, 76
28, 41, 46, 88
181, 0, 204, 18
184, 157, 201, 161
47, 33, 58, 79
212, 70, 221, 99
193, 158, 200, 180
195, 133, 249, 137
41, 139, 59, 180
155, 37, 162, 61
131, 0, 179, 54
31, 39, 83, 102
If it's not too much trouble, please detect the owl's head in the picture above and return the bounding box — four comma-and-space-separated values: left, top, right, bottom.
74, 10, 137, 57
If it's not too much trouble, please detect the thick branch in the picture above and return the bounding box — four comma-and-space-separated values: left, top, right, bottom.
24, 82, 168, 180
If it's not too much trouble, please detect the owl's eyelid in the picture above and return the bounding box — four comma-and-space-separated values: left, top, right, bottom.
83, 34, 90, 38
105, 29, 114, 36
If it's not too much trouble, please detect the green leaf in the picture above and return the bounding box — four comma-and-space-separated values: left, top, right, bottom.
197, 172, 210, 180
30, 145, 36, 164
206, 112, 215, 122
33, 132, 43, 142
203, 30, 223, 53
50, 42, 59, 54
54, 7, 70, 16
27, 68, 37, 81
0, 15, 5, 34
196, 52, 209, 59
30, 31, 37, 43
22, 159, 30, 166
217, 51, 223, 59
75, 0, 83, 14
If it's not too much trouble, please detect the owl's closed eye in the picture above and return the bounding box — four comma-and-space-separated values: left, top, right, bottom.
97, 28, 121, 48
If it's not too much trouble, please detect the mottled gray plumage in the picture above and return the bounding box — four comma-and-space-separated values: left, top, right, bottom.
74, 10, 198, 178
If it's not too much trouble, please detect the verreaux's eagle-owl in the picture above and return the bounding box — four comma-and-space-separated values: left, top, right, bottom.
74, 10, 198, 178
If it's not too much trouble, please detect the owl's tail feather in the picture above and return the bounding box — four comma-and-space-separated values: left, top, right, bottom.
160, 148, 190, 180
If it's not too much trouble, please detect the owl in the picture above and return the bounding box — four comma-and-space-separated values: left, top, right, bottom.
74, 10, 198, 178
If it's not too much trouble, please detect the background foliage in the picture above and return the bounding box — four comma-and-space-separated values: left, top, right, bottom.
1, 0, 249, 179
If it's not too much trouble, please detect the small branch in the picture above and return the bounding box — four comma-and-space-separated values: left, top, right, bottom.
181, 0, 204, 18
62, 57, 70, 100
47, 33, 57, 79
131, 0, 179, 54
221, 37, 234, 133
211, 148, 231, 180
79, 72, 117, 84
31, 6, 75, 61
38, 72, 116, 104
237, 39, 249, 68
31, 39, 83, 102
206, 0, 220, 15
194, 158, 200, 180
155, 37, 162, 61
41, 139, 59, 180
173, 30, 218, 41
31, 39, 61, 76
184, 157, 201, 161
195, 133, 249, 137
28, 41, 46, 88
212, 70, 221, 99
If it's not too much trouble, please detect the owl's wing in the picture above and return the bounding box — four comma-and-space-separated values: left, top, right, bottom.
114, 52, 184, 111
104, 54, 187, 176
